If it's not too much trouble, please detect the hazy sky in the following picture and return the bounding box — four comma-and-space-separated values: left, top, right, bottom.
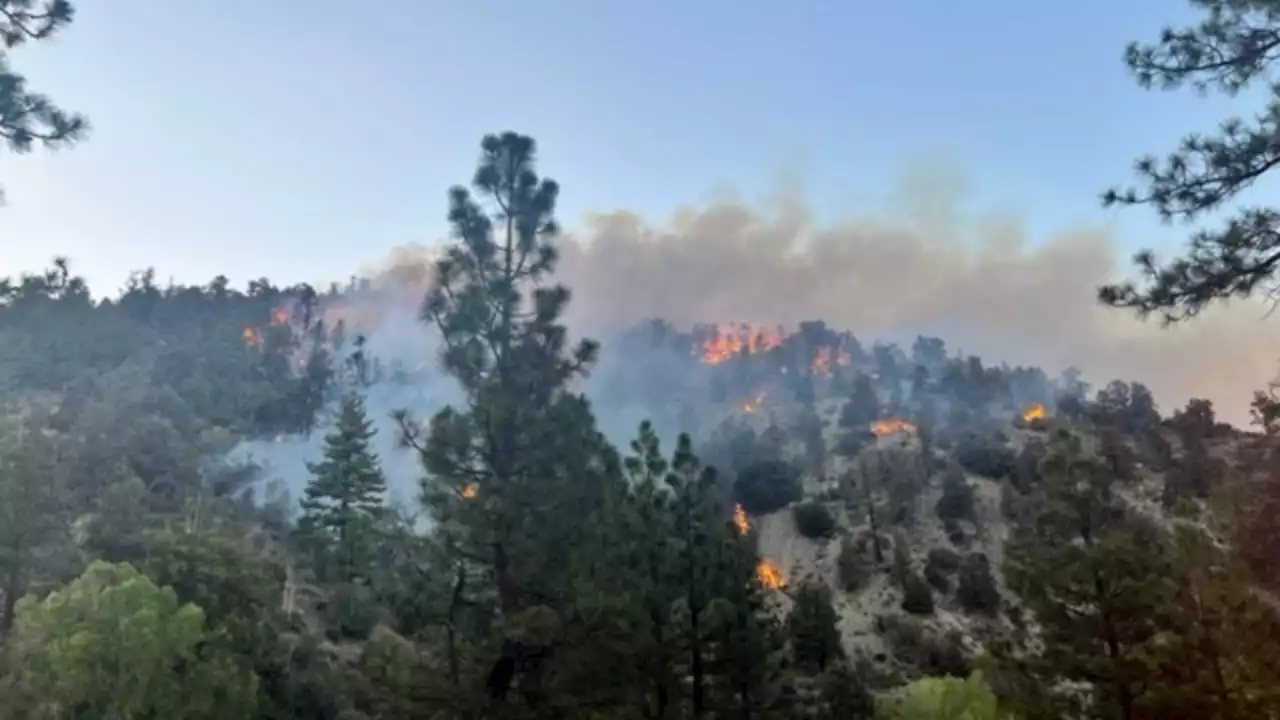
0, 1, 1261, 294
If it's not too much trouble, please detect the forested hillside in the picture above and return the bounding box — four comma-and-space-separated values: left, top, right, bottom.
6, 1, 1280, 718
0, 129, 1276, 720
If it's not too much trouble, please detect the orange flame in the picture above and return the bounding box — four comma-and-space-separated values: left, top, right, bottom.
697, 323, 784, 365
810, 346, 853, 377
732, 503, 749, 535
1021, 403, 1047, 423
741, 391, 766, 414
460, 483, 478, 500
870, 419, 917, 437
272, 307, 289, 325
756, 559, 786, 589
242, 327, 260, 345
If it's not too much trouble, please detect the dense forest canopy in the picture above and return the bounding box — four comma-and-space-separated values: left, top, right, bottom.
2, 1, 1280, 719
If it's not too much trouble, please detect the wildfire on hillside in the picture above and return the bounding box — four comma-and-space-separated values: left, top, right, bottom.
756, 559, 786, 589
810, 346, 853, 377
732, 503, 749, 535
870, 418, 917, 437
460, 483, 478, 500
696, 323, 784, 365
242, 305, 292, 347
1021, 403, 1047, 423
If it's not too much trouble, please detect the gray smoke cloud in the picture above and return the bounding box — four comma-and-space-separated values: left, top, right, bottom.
238, 169, 1280, 506
552, 201, 1279, 430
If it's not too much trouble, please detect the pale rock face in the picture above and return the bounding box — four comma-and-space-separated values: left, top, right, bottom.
741, 397, 1027, 684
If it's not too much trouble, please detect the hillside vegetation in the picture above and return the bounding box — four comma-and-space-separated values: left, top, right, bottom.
5, 1, 1280, 718
0, 131, 1277, 720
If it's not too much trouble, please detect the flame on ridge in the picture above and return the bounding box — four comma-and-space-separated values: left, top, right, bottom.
242, 305, 292, 347
756, 559, 786, 589
870, 418, 917, 437
732, 503, 750, 535
460, 483, 478, 500
741, 391, 766, 414
1021, 403, 1047, 423
697, 323, 784, 365
810, 346, 853, 377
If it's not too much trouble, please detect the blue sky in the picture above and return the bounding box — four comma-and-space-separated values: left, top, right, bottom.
0, 0, 1257, 294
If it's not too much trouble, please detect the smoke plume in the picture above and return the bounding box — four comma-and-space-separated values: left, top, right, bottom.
242, 170, 1280, 504
380, 182, 1278, 428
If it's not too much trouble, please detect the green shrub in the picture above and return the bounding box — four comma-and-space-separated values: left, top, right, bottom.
837, 539, 871, 592
936, 465, 976, 522
956, 553, 1001, 616
878, 615, 964, 675
793, 502, 837, 539
733, 459, 803, 515
924, 547, 961, 593
901, 572, 935, 615
897, 671, 1001, 720
954, 433, 1017, 479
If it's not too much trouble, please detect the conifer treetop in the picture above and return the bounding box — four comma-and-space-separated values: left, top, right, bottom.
1101, 1, 1280, 323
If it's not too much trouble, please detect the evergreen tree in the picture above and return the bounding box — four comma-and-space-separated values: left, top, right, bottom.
667, 432, 722, 718
935, 463, 975, 523
297, 392, 387, 585
616, 421, 685, 719
1000, 429, 1171, 719
787, 584, 844, 673
402, 131, 619, 708
705, 488, 789, 720
0, 0, 88, 203
840, 373, 880, 429
0, 411, 68, 638
1142, 525, 1280, 719
1100, 1, 1280, 322
843, 453, 886, 564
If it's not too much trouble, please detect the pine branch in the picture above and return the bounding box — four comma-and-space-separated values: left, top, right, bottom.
1100, 2, 1280, 321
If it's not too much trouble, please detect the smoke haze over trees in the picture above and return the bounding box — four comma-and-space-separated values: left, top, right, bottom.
358, 176, 1280, 428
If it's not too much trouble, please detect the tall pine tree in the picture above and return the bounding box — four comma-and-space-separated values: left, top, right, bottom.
402, 131, 618, 709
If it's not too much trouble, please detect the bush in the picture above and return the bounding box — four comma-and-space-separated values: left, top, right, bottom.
837, 539, 872, 592
943, 517, 970, 549
954, 433, 1017, 479
956, 553, 1001, 616
935, 465, 976, 522
924, 547, 961, 593
835, 429, 874, 458
325, 581, 380, 640
898, 671, 999, 718
787, 584, 844, 672
901, 572, 935, 615
919, 630, 971, 679
878, 615, 965, 675
733, 459, 803, 515
793, 502, 837, 539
